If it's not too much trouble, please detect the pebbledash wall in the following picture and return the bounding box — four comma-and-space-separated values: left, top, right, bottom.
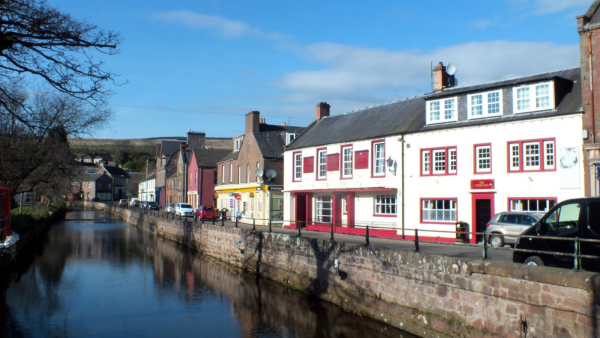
87, 201, 600, 338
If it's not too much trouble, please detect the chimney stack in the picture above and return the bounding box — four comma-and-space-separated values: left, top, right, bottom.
245, 111, 261, 135
433, 62, 449, 93
316, 102, 330, 121
187, 130, 206, 150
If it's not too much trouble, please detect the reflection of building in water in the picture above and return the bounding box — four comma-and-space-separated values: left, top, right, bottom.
150, 232, 408, 338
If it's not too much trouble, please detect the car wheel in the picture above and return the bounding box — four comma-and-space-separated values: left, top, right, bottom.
490, 234, 504, 248
524, 256, 545, 266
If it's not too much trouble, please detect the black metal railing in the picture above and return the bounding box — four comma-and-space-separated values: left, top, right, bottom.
124, 206, 600, 271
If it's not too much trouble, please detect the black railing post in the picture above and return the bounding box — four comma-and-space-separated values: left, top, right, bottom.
221, 216, 225, 227
482, 231, 489, 260
212, 216, 215, 225
574, 237, 580, 271
365, 226, 370, 245
268, 219, 272, 233
194, 215, 197, 223
298, 221, 302, 236
235, 217, 238, 228
252, 218, 256, 231
330, 221, 334, 241
414, 229, 420, 252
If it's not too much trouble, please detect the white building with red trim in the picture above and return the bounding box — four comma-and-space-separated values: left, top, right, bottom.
283, 66, 586, 243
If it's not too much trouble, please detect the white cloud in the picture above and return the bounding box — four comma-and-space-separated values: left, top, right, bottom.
530, 0, 590, 15
277, 41, 578, 105
154, 11, 286, 40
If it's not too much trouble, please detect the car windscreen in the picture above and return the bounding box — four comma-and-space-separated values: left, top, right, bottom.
181, 204, 192, 208
203, 207, 214, 211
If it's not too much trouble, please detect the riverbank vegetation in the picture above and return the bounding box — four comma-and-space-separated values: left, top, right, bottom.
10, 201, 66, 237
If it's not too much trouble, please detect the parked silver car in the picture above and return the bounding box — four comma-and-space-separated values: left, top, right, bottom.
175, 203, 194, 217
485, 212, 543, 247
165, 204, 175, 213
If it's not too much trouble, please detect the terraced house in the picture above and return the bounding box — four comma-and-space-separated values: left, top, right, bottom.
283, 65, 586, 243
215, 111, 304, 225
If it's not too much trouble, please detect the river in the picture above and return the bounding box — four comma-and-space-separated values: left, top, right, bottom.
0, 210, 416, 338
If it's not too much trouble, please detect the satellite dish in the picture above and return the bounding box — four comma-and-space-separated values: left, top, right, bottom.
265, 169, 277, 180
446, 63, 457, 76
255, 168, 264, 177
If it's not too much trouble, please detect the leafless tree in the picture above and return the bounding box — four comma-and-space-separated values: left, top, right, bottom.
0, 88, 111, 200
0, 0, 121, 127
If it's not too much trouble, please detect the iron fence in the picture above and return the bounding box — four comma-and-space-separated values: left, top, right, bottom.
125, 206, 600, 271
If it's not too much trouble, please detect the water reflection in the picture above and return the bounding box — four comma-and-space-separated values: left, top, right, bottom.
1, 211, 416, 338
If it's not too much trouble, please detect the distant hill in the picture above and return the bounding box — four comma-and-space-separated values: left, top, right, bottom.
69, 136, 232, 151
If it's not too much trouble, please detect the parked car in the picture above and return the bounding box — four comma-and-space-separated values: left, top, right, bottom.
485, 212, 542, 247
118, 199, 128, 207
513, 198, 600, 270
90, 197, 99, 202
175, 203, 194, 217
194, 205, 218, 219
130, 198, 140, 207
165, 204, 175, 213
140, 201, 148, 209
146, 201, 159, 210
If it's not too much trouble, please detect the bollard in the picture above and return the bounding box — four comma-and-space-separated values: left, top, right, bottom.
221, 216, 225, 227
235, 218, 238, 228
365, 226, 370, 245
574, 238, 580, 270
414, 229, 420, 252
194, 215, 197, 223
252, 218, 256, 231
268, 220, 272, 233
482, 232, 489, 259
330, 221, 334, 241
212, 216, 215, 225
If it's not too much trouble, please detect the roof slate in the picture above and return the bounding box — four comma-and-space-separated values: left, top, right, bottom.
100, 165, 131, 178
288, 68, 582, 150
72, 173, 104, 182
220, 151, 239, 162
194, 148, 232, 167
254, 124, 305, 159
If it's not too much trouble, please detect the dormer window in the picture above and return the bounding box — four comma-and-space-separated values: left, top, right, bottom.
234, 137, 244, 151
286, 133, 297, 146
426, 97, 457, 124
467, 90, 502, 119
513, 81, 554, 114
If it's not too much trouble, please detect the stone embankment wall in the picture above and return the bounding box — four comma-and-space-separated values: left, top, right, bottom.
84, 201, 600, 338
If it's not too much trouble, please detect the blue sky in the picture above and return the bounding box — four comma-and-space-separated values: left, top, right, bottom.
57, 0, 591, 139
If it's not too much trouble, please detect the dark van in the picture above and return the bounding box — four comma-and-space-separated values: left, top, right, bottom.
513, 197, 600, 270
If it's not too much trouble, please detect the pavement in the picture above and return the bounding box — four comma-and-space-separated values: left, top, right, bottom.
187, 216, 514, 263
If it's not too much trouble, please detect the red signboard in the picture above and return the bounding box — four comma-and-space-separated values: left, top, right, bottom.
470, 179, 494, 190
303, 157, 314, 173
327, 153, 340, 171
355, 150, 369, 169
235, 194, 242, 200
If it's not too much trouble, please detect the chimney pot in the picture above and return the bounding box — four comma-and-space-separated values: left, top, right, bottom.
316, 102, 331, 121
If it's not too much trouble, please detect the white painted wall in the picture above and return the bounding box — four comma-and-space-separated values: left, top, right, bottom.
284, 114, 584, 240
403, 114, 584, 238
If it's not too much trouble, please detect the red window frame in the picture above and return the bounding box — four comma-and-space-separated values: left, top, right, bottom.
340, 144, 353, 179
420, 146, 457, 176
473, 143, 492, 174
371, 139, 386, 178
316, 147, 327, 181
506, 138, 556, 173
506, 197, 558, 212
292, 151, 302, 182
420, 197, 458, 225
